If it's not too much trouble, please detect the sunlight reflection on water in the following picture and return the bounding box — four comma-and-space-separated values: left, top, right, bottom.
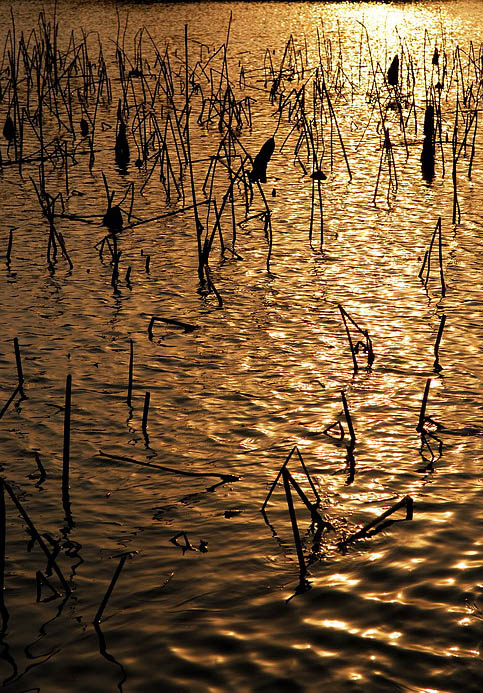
0, 0, 482, 691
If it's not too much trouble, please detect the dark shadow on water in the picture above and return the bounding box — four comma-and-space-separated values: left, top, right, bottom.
94, 621, 127, 692
0, 637, 18, 687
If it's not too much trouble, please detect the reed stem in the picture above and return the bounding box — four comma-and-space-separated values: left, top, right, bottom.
62, 374, 73, 528
93, 554, 128, 624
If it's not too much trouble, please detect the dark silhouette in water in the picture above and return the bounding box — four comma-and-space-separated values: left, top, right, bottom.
3, 115, 15, 143
421, 104, 435, 182
115, 119, 130, 169
80, 118, 89, 137
249, 136, 275, 183
103, 205, 123, 233
114, 101, 129, 170
387, 55, 399, 86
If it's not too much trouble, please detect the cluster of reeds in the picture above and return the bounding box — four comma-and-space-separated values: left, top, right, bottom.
3, 8, 477, 292
0, 2, 479, 644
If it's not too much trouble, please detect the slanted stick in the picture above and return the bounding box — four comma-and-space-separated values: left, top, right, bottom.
338, 305, 358, 372
341, 390, 356, 445
339, 496, 413, 547
0, 385, 21, 420
416, 378, 431, 432
98, 450, 238, 482
30, 452, 47, 485
262, 446, 295, 511
282, 467, 306, 577
36, 570, 60, 602
3, 481, 71, 594
93, 554, 128, 624
262, 445, 320, 511
292, 445, 321, 504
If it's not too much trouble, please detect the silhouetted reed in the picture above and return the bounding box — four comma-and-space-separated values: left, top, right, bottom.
115, 102, 130, 170
0, 384, 21, 420
323, 390, 356, 448
416, 378, 444, 434
341, 391, 356, 445
13, 337, 24, 398
148, 316, 198, 341
141, 391, 150, 437
170, 531, 206, 554
3, 480, 71, 595
282, 467, 307, 577
36, 570, 60, 602
94, 554, 128, 625
127, 339, 134, 408
249, 136, 275, 183
416, 378, 431, 433
1, 8, 482, 673
28, 452, 47, 486
387, 55, 399, 87
338, 305, 374, 372
373, 126, 398, 205
262, 447, 332, 578
98, 450, 239, 484
62, 374, 73, 528
418, 217, 446, 296
262, 446, 321, 512
421, 103, 436, 182
433, 314, 446, 373
338, 495, 413, 548
0, 480, 8, 633
418, 428, 443, 472
5, 228, 12, 267
204, 265, 223, 307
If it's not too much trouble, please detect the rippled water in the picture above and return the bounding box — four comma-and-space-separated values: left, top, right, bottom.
0, 1, 482, 690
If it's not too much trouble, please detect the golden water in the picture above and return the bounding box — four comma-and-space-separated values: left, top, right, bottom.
0, 1, 482, 690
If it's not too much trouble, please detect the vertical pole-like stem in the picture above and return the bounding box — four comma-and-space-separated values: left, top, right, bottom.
437, 217, 446, 296
13, 337, 24, 397
309, 176, 315, 247
338, 305, 358, 372
318, 180, 324, 251
6, 229, 13, 267
184, 24, 204, 285
62, 374, 73, 527
0, 479, 9, 633
341, 390, 356, 444
282, 467, 306, 578
417, 378, 431, 432
433, 314, 446, 372
127, 339, 134, 407
142, 391, 150, 433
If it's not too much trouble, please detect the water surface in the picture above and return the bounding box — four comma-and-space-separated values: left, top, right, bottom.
0, 1, 482, 691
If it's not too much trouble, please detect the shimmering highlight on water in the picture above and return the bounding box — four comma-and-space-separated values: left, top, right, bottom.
0, 1, 482, 691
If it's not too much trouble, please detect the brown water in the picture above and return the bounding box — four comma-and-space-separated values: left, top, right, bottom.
0, 1, 482, 691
